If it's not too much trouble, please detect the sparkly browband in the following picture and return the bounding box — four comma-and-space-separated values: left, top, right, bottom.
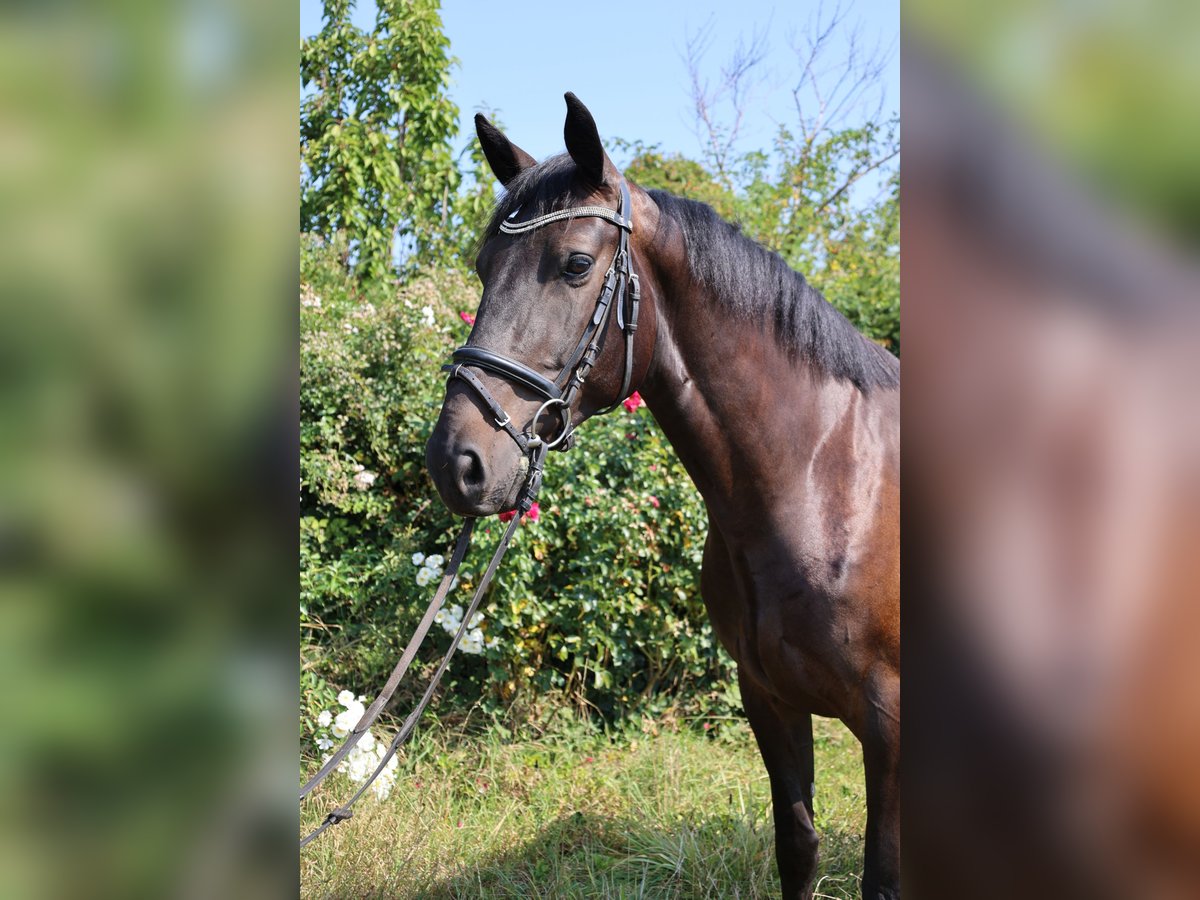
499, 205, 632, 235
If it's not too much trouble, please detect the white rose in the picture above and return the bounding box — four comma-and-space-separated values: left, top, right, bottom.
359, 729, 376, 754
333, 701, 364, 738
371, 774, 394, 800
411, 552, 425, 566
347, 750, 371, 782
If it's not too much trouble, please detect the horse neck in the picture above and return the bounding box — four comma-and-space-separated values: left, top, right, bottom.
638, 256, 866, 528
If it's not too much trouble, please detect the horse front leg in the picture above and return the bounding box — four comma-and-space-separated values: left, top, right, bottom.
860, 669, 901, 900
742, 670, 820, 900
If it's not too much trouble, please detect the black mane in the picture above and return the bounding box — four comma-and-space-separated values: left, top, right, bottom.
481, 155, 899, 392
650, 191, 900, 392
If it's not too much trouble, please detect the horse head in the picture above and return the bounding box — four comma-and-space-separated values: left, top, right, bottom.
426, 94, 656, 516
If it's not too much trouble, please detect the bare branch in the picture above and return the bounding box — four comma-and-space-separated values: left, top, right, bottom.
683, 18, 771, 186
788, 0, 895, 151
682, 1, 897, 218
816, 145, 900, 213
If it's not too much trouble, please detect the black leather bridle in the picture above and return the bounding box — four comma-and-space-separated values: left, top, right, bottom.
442, 177, 641, 513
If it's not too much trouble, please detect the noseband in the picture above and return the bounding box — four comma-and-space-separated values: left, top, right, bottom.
443, 178, 641, 512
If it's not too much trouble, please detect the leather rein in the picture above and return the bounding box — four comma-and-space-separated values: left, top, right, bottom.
301, 180, 640, 847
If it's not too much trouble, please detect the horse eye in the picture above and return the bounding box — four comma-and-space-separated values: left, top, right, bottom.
563, 254, 593, 277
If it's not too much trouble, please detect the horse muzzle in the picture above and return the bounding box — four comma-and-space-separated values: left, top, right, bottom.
425, 416, 527, 517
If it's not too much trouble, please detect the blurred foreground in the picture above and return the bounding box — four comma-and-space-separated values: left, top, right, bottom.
0, 1, 297, 897
903, 7, 1200, 898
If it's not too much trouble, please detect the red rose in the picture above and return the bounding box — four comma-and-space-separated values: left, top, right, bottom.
498, 502, 538, 523
459, 311, 475, 325
622, 391, 644, 412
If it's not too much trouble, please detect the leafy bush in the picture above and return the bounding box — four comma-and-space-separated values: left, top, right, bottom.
300, 234, 735, 749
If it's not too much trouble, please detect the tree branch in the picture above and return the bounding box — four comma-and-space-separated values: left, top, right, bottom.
816, 146, 900, 213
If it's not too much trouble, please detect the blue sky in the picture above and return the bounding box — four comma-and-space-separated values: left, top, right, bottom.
301, 0, 898, 170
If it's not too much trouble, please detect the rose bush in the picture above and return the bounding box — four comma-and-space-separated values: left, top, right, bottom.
301, 234, 736, 749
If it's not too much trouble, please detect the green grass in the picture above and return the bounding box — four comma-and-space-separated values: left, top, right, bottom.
300, 716, 865, 899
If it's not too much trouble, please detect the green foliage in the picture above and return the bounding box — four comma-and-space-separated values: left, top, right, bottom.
300, 235, 733, 739
620, 118, 900, 353
613, 138, 735, 219
301, 0, 460, 280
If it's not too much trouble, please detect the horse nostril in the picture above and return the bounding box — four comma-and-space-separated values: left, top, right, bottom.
457, 448, 485, 491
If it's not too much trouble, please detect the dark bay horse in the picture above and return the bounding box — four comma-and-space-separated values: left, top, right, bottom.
425, 94, 900, 900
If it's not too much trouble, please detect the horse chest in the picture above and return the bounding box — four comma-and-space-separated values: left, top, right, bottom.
700, 525, 850, 716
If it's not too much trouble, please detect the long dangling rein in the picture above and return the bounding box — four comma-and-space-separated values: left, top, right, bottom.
301, 180, 640, 847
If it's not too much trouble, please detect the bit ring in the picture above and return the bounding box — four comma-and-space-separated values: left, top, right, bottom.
528, 397, 571, 449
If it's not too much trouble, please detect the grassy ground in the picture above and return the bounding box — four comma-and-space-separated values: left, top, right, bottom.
300, 716, 865, 899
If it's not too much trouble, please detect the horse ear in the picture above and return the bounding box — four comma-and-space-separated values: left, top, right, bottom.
563, 92, 611, 186
475, 114, 536, 187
